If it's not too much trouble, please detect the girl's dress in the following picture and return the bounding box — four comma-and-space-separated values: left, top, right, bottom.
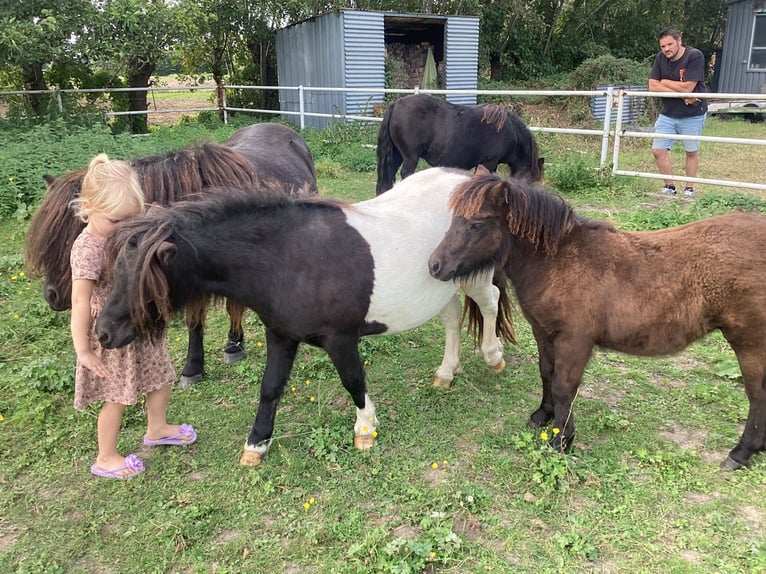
71, 229, 176, 410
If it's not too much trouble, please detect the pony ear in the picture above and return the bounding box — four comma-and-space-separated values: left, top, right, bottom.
43, 174, 55, 185
476, 165, 492, 176
156, 241, 177, 266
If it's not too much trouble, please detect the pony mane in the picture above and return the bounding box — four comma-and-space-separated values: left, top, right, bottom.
132, 141, 257, 204
25, 169, 86, 281
25, 140, 263, 296
450, 172, 608, 255
480, 104, 510, 132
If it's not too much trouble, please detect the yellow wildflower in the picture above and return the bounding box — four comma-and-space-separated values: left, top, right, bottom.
540, 431, 549, 441
552, 427, 560, 435
303, 502, 310, 511
256, 341, 263, 347
309, 396, 315, 402
431, 462, 439, 469
18, 271, 24, 277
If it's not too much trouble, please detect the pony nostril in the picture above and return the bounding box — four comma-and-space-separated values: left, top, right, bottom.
430, 259, 441, 274
44, 285, 59, 305
98, 332, 111, 347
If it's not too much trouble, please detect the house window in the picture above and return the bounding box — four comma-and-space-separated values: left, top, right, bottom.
751, 12, 766, 69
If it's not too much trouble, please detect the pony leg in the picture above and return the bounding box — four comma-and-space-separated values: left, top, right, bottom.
400, 157, 419, 180
321, 334, 376, 450
460, 275, 505, 372
546, 337, 592, 452
433, 295, 463, 388
179, 301, 206, 388
241, 329, 299, 466
224, 299, 246, 364
529, 333, 555, 427
721, 344, 766, 470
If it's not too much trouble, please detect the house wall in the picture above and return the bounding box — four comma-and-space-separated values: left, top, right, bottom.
719, 0, 766, 94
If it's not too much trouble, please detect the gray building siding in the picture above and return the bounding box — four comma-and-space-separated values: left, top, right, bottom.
343, 11, 386, 117
276, 12, 345, 128
276, 10, 479, 127
444, 17, 479, 105
719, 0, 766, 93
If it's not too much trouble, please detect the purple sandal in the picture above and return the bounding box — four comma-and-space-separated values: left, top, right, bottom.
90, 454, 145, 480
143, 423, 197, 446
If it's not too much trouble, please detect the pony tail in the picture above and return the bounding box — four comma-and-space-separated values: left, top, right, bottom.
375, 101, 402, 194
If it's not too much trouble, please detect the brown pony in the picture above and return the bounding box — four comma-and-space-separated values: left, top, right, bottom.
429, 167, 766, 470
25, 122, 318, 386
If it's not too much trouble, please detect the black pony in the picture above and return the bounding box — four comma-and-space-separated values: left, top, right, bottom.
25, 122, 318, 386
375, 94, 542, 194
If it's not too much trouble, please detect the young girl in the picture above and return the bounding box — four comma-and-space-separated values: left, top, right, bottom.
70, 153, 196, 480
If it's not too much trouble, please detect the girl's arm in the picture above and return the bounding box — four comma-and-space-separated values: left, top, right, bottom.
71, 278, 111, 378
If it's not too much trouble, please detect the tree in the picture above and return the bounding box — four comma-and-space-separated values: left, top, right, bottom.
88, 0, 182, 133
0, 0, 93, 113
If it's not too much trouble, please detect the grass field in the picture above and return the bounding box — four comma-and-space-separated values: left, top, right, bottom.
1, 116, 766, 573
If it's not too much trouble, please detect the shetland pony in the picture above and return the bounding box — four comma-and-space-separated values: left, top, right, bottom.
95, 168, 515, 466
25, 123, 318, 386
428, 167, 766, 470
375, 94, 542, 194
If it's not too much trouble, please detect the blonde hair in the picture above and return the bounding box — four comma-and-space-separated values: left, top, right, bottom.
71, 153, 145, 222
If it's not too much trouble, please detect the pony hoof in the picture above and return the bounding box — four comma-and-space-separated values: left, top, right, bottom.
354, 433, 375, 451
179, 373, 203, 388
433, 376, 452, 389
240, 450, 263, 466
224, 350, 245, 364
720, 456, 745, 471
490, 357, 506, 374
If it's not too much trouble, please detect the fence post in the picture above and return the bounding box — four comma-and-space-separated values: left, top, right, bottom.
611, 89, 626, 173
599, 86, 614, 167
299, 85, 305, 130
217, 83, 227, 125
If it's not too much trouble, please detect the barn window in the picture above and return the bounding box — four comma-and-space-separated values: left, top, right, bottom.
750, 12, 766, 70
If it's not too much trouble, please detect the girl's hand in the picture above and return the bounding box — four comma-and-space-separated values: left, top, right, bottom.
78, 350, 111, 378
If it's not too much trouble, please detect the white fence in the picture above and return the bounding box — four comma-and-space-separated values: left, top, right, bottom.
2, 84, 764, 192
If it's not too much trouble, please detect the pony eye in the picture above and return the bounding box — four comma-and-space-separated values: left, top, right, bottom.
470, 222, 483, 232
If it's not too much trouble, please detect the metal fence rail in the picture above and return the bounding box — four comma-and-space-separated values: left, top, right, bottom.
2, 84, 764, 191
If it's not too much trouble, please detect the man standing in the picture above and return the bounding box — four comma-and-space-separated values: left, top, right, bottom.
648, 27, 708, 197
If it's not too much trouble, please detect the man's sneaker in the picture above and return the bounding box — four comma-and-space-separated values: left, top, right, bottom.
683, 187, 695, 197
662, 184, 676, 195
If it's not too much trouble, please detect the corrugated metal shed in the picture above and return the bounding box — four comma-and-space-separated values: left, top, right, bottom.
718, 0, 766, 94
276, 10, 479, 128
444, 17, 480, 105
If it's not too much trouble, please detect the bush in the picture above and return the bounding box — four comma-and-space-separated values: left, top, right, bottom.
569, 54, 650, 90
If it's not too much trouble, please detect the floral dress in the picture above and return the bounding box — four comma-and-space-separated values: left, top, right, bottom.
71, 229, 176, 410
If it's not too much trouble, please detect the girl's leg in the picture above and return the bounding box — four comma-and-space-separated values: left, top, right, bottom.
95, 402, 137, 475
144, 385, 195, 442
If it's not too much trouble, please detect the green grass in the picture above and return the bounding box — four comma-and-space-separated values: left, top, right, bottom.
2, 121, 766, 573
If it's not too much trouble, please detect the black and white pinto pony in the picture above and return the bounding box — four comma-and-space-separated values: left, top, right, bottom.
95, 168, 515, 466
375, 93, 543, 194
25, 122, 318, 387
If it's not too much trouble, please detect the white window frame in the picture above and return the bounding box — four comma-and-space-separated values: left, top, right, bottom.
749, 11, 766, 70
